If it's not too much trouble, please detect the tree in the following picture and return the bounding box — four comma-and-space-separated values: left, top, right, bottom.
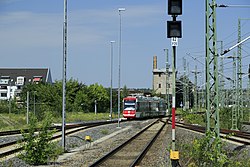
87, 83, 109, 112
73, 89, 90, 112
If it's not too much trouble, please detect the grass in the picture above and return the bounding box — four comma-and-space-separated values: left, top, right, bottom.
0, 113, 28, 131
0, 112, 115, 131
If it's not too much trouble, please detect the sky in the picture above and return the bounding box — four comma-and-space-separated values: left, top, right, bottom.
0, 0, 249, 89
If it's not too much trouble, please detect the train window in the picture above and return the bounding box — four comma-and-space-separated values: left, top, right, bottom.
124, 99, 136, 109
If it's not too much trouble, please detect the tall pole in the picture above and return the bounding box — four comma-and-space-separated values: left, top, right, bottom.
33, 91, 36, 115
218, 40, 224, 108
205, 0, 220, 139
118, 8, 125, 128
26, 91, 29, 124
192, 65, 200, 112
194, 66, 197, 112
237, 18, 243, 121
171, 15, 177, 157
110, 41, 115, 121
164, 49, 170, 113
167, 1, 182, 165
8, 80, 11, 114
237, 18, 250, 121
231, 54, 238, 130
62, 0, 67, 150
183, 57, 187, 110
248, 64, 250, 122
187, 62, 190, 110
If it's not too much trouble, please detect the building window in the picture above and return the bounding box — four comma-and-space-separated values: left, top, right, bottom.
17, 76, 25, 85
159, 73, 161, 77
0, 86, 7, 89
159, 84, 161, 88
0, 79, 9, 84
1, 93, 7, 97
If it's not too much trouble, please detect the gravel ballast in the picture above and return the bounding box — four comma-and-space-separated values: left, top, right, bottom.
1, 119, 249, 167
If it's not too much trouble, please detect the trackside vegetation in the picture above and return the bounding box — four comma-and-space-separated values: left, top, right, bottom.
178, 109, 250, 167
18, 113, 63, 165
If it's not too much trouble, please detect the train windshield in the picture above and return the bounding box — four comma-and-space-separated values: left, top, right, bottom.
124, 100, 136, 109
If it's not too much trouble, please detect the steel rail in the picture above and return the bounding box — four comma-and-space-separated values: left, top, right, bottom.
168, 121, 250, 145
130, 119, 166, 167
0, 120, 120, 159
89, 118, 163, 167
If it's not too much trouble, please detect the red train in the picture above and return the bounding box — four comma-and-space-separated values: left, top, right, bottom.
122, 96, 166, 119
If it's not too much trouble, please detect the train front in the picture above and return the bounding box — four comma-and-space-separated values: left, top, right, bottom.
122, 97, 137, 119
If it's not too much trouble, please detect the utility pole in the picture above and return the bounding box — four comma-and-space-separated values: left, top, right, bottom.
237, 18, 243, 121
237, 18, 250, 121
218, 40, 225, 108
164, 49, 170, 114
231, 53, 238, 130
183, 58, 187, 111
26, 91, 29, 124
248, 64, 250, 122
187, 62, 190, 110
205, 0, 220, 139
192, 66, 200, 112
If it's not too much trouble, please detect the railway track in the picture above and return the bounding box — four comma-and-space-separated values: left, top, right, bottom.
0, 120, 120, 160
89, 118, 166, 167
170, 121, 250, 145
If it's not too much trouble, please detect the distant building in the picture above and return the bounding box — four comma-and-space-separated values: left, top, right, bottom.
152, 56, 173, 96
0, 68, 52, 100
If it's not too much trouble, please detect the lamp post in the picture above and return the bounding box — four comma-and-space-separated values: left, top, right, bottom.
110, 41, 115, 121
62, 0, 67, 150
118, 8, 125, 128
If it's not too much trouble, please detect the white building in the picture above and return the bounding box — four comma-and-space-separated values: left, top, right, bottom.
0, 68, 52, 101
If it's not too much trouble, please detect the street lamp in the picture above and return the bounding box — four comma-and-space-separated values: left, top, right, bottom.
110, 41, 115, 121
62, 0, 68, 150
118, 8, 125, 128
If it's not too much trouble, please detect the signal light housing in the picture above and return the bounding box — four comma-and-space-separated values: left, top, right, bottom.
168, 0, 182, 15
167, 21, 182, 38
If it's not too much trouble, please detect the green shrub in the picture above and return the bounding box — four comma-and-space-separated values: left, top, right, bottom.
179, 131, 250, 167
18, 112, 59, 165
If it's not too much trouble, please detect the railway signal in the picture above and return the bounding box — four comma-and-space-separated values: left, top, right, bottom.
167, 0, 182, 38
167, 0, 182, 166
